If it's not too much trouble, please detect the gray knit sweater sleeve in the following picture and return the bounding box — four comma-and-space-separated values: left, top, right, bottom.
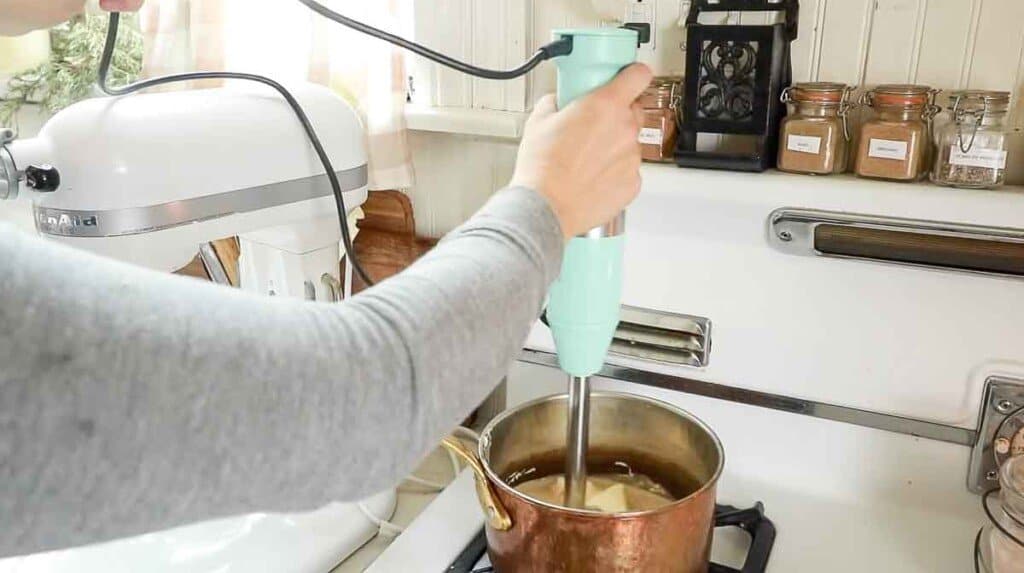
0, 186, 564, 558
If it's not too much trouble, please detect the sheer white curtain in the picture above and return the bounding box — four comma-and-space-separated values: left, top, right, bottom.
141, 0, 414, 190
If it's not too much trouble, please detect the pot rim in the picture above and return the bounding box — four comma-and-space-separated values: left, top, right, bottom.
477, 391, 726, 519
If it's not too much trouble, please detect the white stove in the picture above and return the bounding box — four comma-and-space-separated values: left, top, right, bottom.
5, 166, 1021, 572
365, 165, 1024, 572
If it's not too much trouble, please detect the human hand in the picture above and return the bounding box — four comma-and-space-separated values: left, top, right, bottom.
99, 0, 144, 11
510, 63, 653, 240
0, 0, 141, 36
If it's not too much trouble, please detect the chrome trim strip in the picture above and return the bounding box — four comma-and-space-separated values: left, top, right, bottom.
34, 164, 368, 238
580, 211, 625, 239
768, 207, 1024, 278
198, 243, 231, 286
0, 142, 18, 201
518, 348, 977, 446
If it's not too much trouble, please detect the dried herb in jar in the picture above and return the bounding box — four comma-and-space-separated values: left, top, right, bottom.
931, 90, 1010, 189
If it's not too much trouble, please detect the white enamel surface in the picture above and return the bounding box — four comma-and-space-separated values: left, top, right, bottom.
238, 216, 343, 299
9, 83, 366, 212
7, 82, 369, 272
0, 491, 396, 573
365, 471, 484, 573
526, 165, 1024, 427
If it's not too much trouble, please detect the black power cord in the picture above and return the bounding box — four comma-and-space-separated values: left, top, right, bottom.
294, 0, 572, 80
97, 3, 574, 288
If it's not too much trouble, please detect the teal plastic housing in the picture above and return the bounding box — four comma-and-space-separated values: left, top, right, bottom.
546, 28, 638, 377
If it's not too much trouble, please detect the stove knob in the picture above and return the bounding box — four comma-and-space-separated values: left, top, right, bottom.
25, 164, 60, 192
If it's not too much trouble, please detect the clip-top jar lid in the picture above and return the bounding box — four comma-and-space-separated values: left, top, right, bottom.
641, 76, 682, 109
869, 84, 933, 108
948, 90, 1011, 114
790, 82, 849, 103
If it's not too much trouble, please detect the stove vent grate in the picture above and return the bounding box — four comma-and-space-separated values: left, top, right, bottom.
609, 306, 712, 368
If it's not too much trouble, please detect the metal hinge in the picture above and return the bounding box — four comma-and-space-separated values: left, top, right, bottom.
967, 376, 1024, 494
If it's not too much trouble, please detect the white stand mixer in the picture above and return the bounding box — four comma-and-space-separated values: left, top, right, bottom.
0, 83, 396, 571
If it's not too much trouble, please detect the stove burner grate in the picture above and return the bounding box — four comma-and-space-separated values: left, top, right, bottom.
447, 502, 776, 573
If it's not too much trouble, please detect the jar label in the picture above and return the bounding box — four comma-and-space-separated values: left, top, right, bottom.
949, 146, 1007, 169
868, 139, 909, 161
639, 128, 663, 145
787, 134, 822, 155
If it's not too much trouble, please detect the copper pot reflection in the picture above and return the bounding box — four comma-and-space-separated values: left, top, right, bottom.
444, 392, 724, 573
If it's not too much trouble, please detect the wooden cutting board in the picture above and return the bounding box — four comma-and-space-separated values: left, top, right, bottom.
349, 190, 436, 294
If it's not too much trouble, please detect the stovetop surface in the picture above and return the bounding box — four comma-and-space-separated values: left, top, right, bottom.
365, 363, 987, 573
447, 503, 776, 573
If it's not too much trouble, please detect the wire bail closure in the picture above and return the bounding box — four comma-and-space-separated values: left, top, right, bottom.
952, 93, 987, 154
781, 85, 857, 141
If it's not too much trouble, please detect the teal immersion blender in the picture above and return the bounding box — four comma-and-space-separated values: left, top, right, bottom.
547, 27, 641, 509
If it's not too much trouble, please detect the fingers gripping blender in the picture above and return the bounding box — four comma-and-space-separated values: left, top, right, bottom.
547, 28, 640, 508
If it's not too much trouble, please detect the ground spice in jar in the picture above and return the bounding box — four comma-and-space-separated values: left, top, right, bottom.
854, 85, 939, 182
777, 83, 854, 175
931, 90, 1010, 189
639, 77, 681, 162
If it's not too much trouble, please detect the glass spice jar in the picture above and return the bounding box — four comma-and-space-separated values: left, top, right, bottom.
777, 82, 855, 175
638, 76, 682, 163
854, 84, 940, 182
976, 456, 1024, 573
931, 90, 1011, 189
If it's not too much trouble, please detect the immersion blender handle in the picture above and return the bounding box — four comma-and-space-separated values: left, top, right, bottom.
545, 28, 639, 378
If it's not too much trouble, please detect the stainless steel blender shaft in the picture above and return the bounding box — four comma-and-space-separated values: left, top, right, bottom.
565, 374, 591, 508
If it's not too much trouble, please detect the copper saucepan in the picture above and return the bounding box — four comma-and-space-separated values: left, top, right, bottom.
443, 391, 724, 573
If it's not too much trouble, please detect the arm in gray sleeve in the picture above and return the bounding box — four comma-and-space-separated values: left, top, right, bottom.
0, 186, 564, 557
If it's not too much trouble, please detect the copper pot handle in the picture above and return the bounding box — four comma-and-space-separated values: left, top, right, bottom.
441, 436, 513, 531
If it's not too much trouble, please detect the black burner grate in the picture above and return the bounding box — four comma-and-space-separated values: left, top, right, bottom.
447, 502, 776, 573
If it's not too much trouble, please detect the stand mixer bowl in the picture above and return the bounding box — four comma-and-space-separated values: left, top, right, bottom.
445, 392, 724, 573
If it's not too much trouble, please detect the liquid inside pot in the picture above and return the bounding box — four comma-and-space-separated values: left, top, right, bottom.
514, 473, 675, 512
502, 449, 702, 513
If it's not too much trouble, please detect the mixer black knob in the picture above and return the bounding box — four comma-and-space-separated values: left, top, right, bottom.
24, 164, 60, 192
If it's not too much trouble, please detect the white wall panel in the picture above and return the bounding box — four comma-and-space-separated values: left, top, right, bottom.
815, 0, 874, 83
471, 0, 531, 111
913, 0, 975, 88
417, 0, 1024, 105
413, 0, 532, 109
1015, 32, 1024, 127
857, 0, 920, 85
433, 0, 474, 107
966, 0, 1024, 91
408, 132, 517, 236
409, 0, 1024, 237
790, 0, 823, 83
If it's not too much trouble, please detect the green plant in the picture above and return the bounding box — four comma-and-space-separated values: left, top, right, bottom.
0, 14, 143, 128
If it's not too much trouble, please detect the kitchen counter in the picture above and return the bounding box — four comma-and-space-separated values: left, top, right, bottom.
331, 446, 462, 572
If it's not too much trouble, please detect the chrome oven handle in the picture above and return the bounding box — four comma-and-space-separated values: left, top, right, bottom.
768, 208, 1024, 279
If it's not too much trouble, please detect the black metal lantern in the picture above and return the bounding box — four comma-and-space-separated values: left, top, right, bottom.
675, 0, 799, 172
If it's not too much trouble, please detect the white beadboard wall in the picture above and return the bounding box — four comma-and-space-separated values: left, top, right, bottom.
407, 0, 1024, 238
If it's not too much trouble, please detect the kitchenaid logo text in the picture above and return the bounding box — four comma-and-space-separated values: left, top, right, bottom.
35, 211, 99, 235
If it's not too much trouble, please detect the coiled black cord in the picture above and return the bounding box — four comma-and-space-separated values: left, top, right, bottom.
974, 488, 1024, 572
973, 403, 1024, 572
97, 3, 573, 288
